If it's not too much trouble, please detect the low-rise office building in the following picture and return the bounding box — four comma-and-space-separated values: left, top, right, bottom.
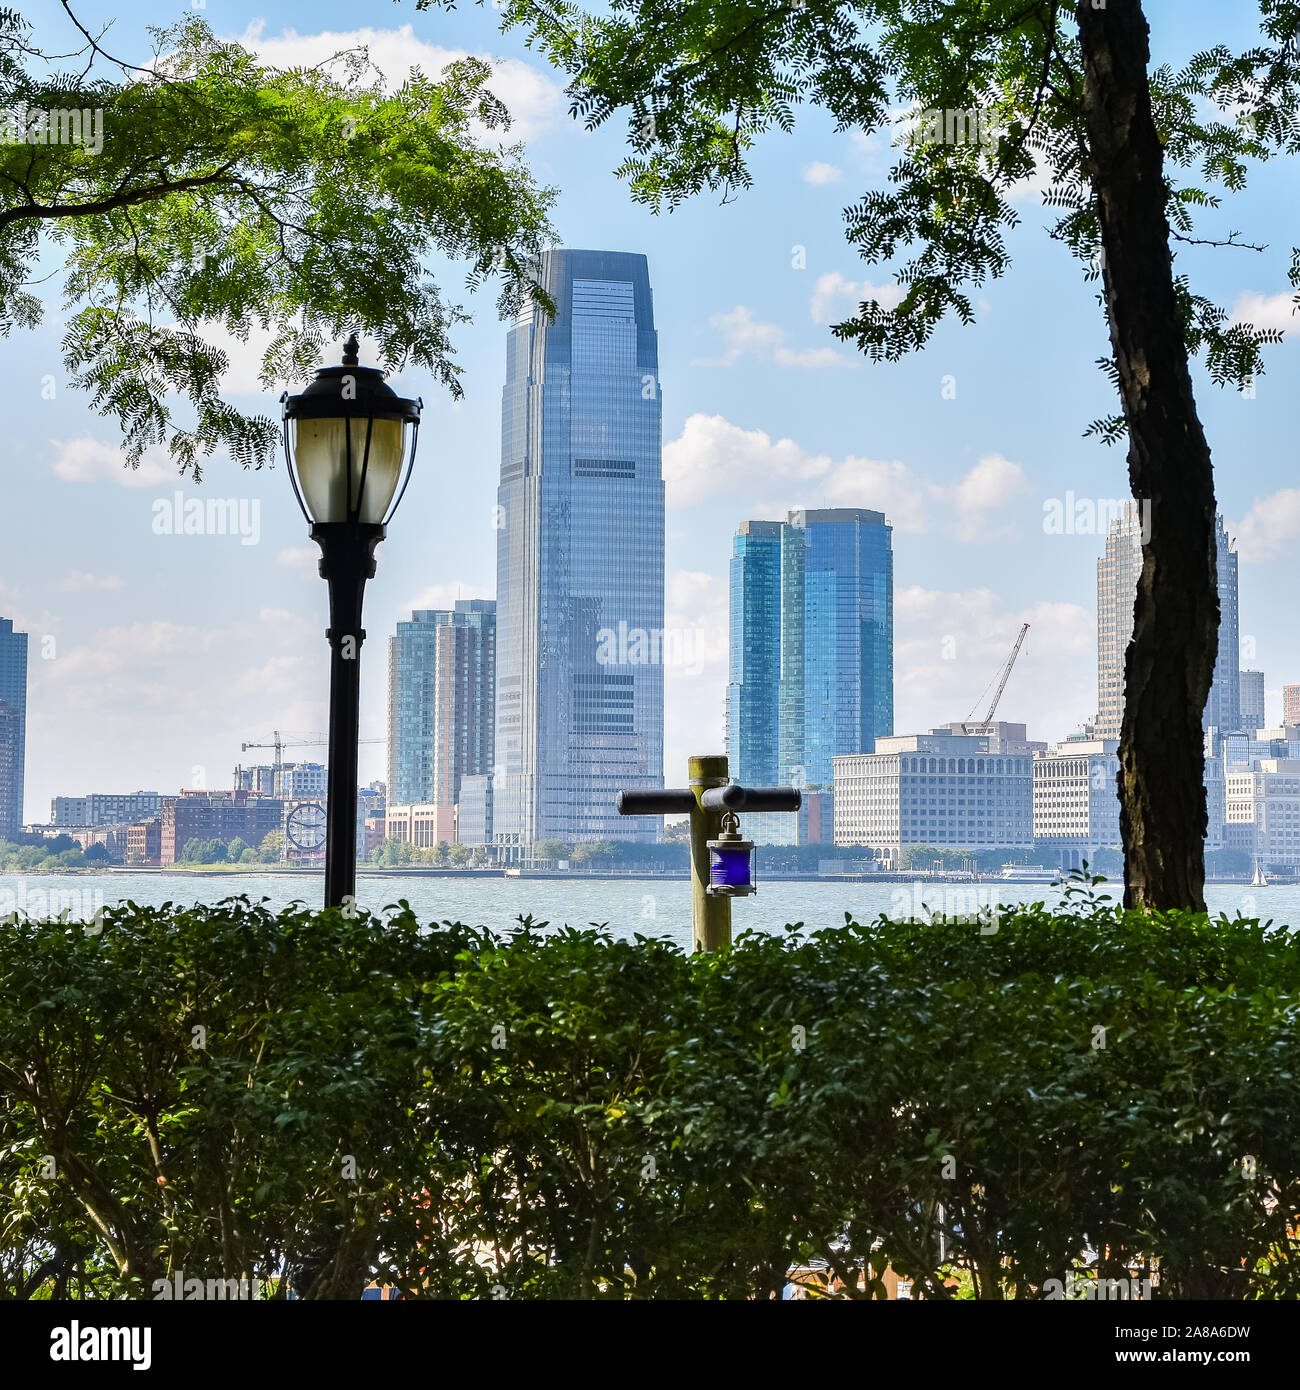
1225, 759, 1300, 869
385, 802, 456, 849
1032, 738, 1121, 869
52, 791, 163, 827
833, 725, 1035, 862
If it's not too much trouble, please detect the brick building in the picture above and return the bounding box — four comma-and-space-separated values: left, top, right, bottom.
160, 791, 283, 865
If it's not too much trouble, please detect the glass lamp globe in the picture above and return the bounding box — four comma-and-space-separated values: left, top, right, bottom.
282, 335, 422, 527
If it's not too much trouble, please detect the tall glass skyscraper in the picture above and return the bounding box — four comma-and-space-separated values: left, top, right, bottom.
0, 617, 28, 839
494, 249, 665, 851
728, 509, 893, 836
387, 600, 496, 811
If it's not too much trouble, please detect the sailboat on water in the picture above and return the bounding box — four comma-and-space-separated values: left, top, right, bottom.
1251, 858, 1269, 887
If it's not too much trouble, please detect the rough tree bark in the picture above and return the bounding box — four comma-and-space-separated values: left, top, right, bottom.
1076, 0, 1218, 912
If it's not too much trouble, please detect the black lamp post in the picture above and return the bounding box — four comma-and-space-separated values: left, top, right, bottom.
282, 335, 421, 907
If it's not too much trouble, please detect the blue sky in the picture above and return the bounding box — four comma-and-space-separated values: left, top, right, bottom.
4, 0, 1297, 821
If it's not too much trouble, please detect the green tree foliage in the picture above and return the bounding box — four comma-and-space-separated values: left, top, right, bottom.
2, 897, 1297, 1298
0, 839, 87, 871
0, 8, 555, 473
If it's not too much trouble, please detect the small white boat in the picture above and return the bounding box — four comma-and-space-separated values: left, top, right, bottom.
999, 863, 1058, 882
1251, 859, 1268, 887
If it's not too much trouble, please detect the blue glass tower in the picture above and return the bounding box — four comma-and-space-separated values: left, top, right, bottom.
494, 249, 665, 851
781, 508, 894, 787
728, 510, 892, 839
726, 522, 783, 786
0, 617, 28, 839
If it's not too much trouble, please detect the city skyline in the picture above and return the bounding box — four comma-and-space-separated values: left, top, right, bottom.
0, 2, 1295, 823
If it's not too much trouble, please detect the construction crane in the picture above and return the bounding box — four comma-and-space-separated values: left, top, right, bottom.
240, 730, 381, 768
961, 623, 1030, 734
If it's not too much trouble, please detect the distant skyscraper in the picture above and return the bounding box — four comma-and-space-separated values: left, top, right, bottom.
728, 509, 893, 842
779, 508, 893, 788
1285, 685, 1300, 728
0, 618, 28, 839
387, 600, 496, 811
1205, 515, 1241, 738
726, 521, 783, 786
493, 249, 664, 850
1240, 669, 1266, 733
1094, 503, 1145, 740
1094, 508, 1240, 739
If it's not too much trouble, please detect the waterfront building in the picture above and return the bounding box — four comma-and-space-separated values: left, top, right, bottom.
126, 818, 162, 866
52, 791, 164, 827
833, 724, 1034, 862
493, 249, 665, 853
159, 791, 283, 865
384, 802, 455, 849
1032, 738, 1122, 869
1225, 760, 1300, 869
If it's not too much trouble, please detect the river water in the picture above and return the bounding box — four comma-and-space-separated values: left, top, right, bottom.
1, 871, 1293, 953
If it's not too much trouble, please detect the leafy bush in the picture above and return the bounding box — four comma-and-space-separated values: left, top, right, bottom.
1, 894, 1297, 1299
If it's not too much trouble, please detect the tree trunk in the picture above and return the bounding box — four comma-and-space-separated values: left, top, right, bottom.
1076, 0, 1217, 911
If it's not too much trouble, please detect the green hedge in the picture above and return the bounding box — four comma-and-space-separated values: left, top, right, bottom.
1, 892, 1297, 1299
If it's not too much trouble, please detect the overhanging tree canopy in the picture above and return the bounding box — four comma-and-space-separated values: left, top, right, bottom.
0, 5, 556, 474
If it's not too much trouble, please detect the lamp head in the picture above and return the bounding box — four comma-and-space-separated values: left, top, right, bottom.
281, 337, 422, 526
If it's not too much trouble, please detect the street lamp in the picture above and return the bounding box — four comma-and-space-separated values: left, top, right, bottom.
282, 334, 421, 907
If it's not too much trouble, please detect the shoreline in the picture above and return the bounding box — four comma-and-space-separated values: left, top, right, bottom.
0, 866, 1279, 887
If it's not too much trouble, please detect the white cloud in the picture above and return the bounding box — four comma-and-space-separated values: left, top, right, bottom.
59, 571, 124, 592
802, 161, 843, 185
663, 414, 831, 507
1231, 489, 1300, 562
27, 610, 330, 803
663, 569, 729, 779
278, 545, 320, 578
810, 270, 906, 326
945, 453, 1028, 514
663, 413, 931, 531
821, 456, 931, 533
237, 22, 567, 143
1229, 289, 1298, 337
50, 437, 174, 488
401, 581, 492, 614
699, 305, 856, 369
